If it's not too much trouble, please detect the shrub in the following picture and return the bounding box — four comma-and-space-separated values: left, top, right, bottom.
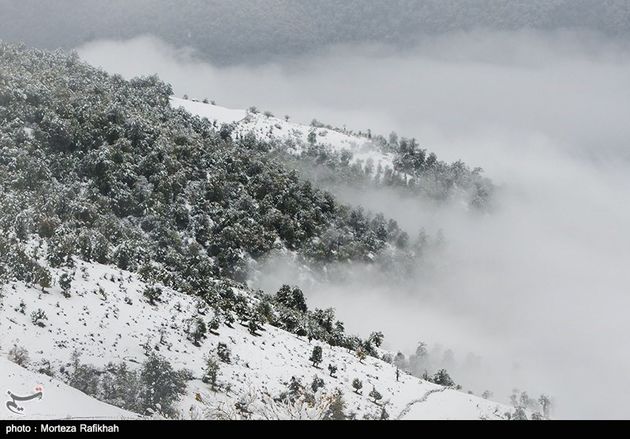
352, 378, 363, 394
356, 346, 367, 363
327, 364, 337, 378
209, 316, 220, 334
216, 342, 231, 364
8, 344, 30, 366
143, 285, 162, 305
311, 376, 325, 393
30, 309, 48, 327
248, 315, 262, 336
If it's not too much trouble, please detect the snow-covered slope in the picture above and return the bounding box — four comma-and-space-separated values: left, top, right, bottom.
170, 97, 396, 171
0, 258, 511, 420
172, 98, 247, 126
0, 357, 138, 420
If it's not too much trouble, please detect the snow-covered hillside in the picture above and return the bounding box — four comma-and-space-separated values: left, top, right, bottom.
170, 97, 396, 171
0, 258, 511, 420
0, 357, 138, 420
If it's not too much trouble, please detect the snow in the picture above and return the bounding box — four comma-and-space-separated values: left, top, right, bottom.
170, 97, 396, 171
23, 127, 34, 139
0, 258, 512, 419
170, 97, 247, 125
0, 357, 138, 420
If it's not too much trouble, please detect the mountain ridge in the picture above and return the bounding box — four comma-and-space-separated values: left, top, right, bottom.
0, 41, 541, 420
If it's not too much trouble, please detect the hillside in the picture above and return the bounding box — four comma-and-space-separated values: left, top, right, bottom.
171, 97, 396, 170
1, 357, 138, 420
0, 41, 523, 420
170, 97, 492, 210
0, 258, 511, 420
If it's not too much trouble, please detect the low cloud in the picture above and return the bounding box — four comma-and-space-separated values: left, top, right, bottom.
78, 30, 630, 418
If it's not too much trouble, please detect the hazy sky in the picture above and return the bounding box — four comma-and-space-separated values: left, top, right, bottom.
78, 29, 630, 419
3, 0, 629, 64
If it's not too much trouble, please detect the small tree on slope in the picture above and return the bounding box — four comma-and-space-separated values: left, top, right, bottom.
203, 356, 221, 391
369, 387, 383, 405
310, 346, 323, 368
352, 378, 363, 394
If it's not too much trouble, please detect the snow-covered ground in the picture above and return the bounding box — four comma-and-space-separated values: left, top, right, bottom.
0, 357, 138, 420
172, 98, 247, 126
170, 97, 396, 171
0, 259, 511, 420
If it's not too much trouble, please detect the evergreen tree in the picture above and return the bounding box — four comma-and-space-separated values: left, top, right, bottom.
288, 376, 303, 401
432, 369, 455, 387
369, 387, 383, 404
202, 356, 220, 391
59, 271, 73, 298
35, 267, 52, 291
325, 389, 347, 420
140, 353, 187, 417
275, 285, 308, 313
310, 345, 323, 368
368, 331, 384, 348
248, 315, 262, 336
189, 317, 207, 346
